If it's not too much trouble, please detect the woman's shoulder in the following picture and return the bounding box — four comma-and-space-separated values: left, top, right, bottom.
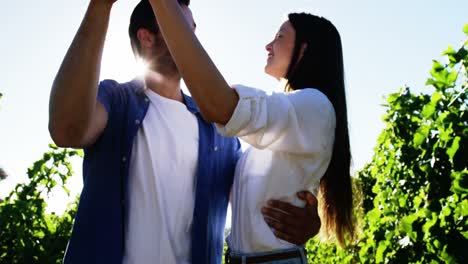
290, 87, 329, 101
230, 84, 334, 115
288, 88, 334, 113
231, 84, 267, 98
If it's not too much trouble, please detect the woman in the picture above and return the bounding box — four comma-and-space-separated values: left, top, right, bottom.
149, 1, 355, 263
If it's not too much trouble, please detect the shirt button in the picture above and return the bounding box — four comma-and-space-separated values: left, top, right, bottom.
144, 97, 150, 102
135, 119, 141, 125
214, 146, 218, 152
122, 156, 127, 162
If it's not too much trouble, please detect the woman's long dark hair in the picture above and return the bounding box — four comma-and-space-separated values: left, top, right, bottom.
286, 13, 354, 246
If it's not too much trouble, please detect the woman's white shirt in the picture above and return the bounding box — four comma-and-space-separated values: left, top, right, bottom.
216, 85, 336, 252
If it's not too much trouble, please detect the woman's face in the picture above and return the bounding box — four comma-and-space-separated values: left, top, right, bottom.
265, 21, 296, 80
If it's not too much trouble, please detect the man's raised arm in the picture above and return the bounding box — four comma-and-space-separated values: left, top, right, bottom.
49, 0, 117, 148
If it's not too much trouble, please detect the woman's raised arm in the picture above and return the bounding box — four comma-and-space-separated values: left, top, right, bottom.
148, 0, 238, 124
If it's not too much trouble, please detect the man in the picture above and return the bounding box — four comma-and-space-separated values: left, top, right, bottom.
48, 0, 320, 263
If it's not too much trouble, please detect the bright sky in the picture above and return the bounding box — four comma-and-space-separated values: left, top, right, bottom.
1, 0, 467, 217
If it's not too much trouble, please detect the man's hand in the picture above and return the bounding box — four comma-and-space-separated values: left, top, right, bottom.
261, 191, 320, 245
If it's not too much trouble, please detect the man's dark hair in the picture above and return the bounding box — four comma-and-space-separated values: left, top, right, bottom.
129, 0, 191, 57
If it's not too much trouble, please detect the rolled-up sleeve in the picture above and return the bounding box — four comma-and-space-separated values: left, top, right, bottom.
215, 85, 336, 155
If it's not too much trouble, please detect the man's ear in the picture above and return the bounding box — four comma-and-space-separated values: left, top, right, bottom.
136, 28, 156, 49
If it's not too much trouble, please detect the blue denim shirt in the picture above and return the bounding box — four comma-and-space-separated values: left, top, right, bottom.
63, 79, 241, 264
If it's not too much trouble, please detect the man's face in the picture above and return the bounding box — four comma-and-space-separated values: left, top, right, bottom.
148, 5, 196, 74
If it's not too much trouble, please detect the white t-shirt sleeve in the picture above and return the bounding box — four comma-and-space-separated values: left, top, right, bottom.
215, 85, 336, 155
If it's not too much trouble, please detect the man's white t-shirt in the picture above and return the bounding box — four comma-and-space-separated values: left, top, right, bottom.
122, 89, 199, 264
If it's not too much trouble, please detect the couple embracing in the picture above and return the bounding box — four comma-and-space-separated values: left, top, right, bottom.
49, 0, 354, 263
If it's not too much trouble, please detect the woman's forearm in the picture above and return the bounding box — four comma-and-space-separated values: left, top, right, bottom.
149, 0, 238, 124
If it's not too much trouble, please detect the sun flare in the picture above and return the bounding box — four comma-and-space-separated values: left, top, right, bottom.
135, 58, 150, 77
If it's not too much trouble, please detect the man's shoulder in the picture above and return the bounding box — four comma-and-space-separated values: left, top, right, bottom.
99, 79, 120, 88
99, 78, 144, 94
95, 78, 149, 126
97, 78, 147, 107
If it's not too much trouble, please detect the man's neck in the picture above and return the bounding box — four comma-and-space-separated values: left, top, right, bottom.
144, 70, 184, 103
